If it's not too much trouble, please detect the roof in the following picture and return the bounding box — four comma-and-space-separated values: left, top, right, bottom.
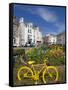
57, 31, 65, 36
45, 34, 56, 37
13, 16, 19, 25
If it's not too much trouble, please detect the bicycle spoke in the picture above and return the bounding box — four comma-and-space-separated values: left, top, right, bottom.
42, 66, 58, 84
17, 66, 34, 85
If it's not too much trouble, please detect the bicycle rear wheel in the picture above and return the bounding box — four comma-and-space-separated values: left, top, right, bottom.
17, 66, 33, 84
42, 66, 59, 84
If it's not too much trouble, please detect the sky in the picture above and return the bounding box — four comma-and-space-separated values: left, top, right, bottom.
13, 4, 66, 36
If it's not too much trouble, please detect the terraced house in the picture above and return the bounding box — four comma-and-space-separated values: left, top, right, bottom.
43, 34, 57, 45
57, 32, 65, 45
13, 17, 43, 47
43, 32, 65, 46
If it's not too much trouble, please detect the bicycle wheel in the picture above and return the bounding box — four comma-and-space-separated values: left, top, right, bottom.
42, 66, 59, 84
17, 66, 33, 81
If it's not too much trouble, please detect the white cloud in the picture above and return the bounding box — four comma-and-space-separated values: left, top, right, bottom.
36, 8, 58, 23
26, 7, 65, 34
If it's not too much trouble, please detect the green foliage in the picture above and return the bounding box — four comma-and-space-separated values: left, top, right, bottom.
26, 45, 65, 65
26, 48, 46, 64
39, 44, 49, 50
13, 45, 65, 66
45, 45, 65, 66
47, 55, 65, 66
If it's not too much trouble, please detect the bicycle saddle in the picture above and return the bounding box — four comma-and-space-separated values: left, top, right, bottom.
28, 60, 35, 64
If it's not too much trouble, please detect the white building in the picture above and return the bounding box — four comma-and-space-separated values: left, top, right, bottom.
44, 34, 57, 45
13, 17, 19, 47
57, 32, 65, 45
13, 17, 43, 47
34, 26, 43, 46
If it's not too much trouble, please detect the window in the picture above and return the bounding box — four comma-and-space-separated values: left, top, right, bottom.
13, 38, 16, 44
28, 35, 32, 44
28, 29, 31, 33
28, 29, 29, 33
28, 35, 32, 39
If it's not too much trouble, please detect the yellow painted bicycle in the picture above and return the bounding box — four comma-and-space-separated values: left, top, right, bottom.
17, 59, 59, 84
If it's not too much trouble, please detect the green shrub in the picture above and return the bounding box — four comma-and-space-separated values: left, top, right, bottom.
25, 45, 65, 65
47, 56, 65, 66
39, 44, 49, 50
13, 48, 25, 56
26, 48, 46, 64
44, 45, 65, 66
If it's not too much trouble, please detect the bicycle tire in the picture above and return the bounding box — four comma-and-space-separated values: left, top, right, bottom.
17, 66, 33, 80
42, 66, 59, 84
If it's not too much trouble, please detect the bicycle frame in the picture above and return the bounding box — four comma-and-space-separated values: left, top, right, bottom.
31, 63, 47, 74
24, 62, 48, 81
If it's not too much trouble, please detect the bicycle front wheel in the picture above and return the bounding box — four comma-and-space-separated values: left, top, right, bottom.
42, 66, 59, 84
17, 66, 33, 81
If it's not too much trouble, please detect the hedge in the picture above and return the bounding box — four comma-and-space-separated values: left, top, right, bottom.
13, 48, 25, 56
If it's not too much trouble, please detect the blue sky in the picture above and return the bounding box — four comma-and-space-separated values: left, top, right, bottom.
13, 4, 65, 36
